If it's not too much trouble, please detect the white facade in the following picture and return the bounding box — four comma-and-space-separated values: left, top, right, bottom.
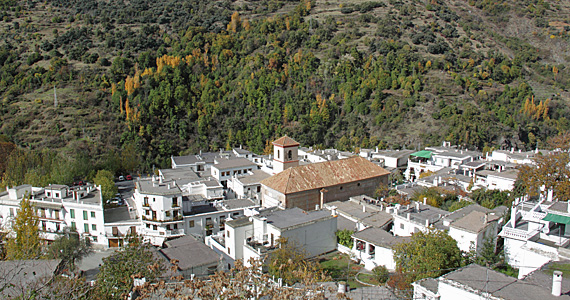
0, 184, 107, 246
133, 178, 185, 246
210, 158, 258, 186
499, 191, 570, 278
351, 227, 407, 271
210, 208, 337, 266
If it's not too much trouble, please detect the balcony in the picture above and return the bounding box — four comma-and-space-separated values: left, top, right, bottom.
500, 227, 539, 241
142, 215, 183, 223
146, 229, 184, 237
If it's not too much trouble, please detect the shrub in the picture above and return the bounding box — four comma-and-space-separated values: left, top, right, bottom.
373, 265, 389, 284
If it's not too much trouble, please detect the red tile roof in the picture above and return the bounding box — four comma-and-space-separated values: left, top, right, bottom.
272, 136, 300, 147
261, 156, 390, 194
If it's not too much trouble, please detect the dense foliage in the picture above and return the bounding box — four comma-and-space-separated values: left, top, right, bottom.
0, 0, 569, 174
392, 229, 462, 283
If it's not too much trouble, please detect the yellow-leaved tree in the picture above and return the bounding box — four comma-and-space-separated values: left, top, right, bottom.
5, 196, 42, 260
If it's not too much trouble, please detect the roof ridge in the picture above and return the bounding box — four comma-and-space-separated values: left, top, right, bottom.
284, 167, 294, 194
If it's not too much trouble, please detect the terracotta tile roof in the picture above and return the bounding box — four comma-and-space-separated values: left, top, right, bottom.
272, 136, 300, 147
261, 156, 390, 194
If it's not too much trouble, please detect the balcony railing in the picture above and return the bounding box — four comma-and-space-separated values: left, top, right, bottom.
142, 215, 183, 223
500, 227, 539, 241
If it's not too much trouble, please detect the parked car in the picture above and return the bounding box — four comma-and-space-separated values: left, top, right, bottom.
126, 175, 132, 180
118, 175, 125, 181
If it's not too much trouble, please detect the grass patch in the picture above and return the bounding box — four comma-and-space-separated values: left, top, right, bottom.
317, 252, 365, 288
357, 273, 380, 285
544, 262, 570, 276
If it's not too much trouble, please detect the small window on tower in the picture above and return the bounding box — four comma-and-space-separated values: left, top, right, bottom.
277, 150, 280, 159
288, 150, 292, 160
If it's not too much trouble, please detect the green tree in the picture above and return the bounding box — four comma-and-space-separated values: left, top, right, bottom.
267, 237, 324, 286
93, 169, 118, 202
392, 229, 462, 283
95, 235, 165, 300
336, 229, 354, 248
5, 196, 42, 260
46, 228, 93, 270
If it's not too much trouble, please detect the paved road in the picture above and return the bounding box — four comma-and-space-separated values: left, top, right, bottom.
115, 179, 136, 207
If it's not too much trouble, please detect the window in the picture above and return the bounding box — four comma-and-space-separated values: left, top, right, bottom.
146, 224, 150, 228
172, 197, 178, 207
47, 192, 51, 197
174, 224, 178, 229
83, 211, 88, 220
400, 223, 404, 229
92, 236, 98, 242
357, 182, 361, 187
166, 225, 171, 230
70, 209, 75, 219
287, 150, 292, 160
71, 222, 76, 231
55, 193, 59, 198
228, 247, 230, 255
189, 220, 195, 227
91, 211, 95, 218
84, 223, 89, 233
232, 212, 239, 216
227, 230, 230, 238
92, 224, 97, 231
257, 186, 261, 193
277, 150, 280, 159
153, 225, 157, 230
339, 186, 343, 190
9, 208, 14, 217
166, 211, 171, 217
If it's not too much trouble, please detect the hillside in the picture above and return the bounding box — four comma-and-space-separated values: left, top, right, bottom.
0, 0, 569, 172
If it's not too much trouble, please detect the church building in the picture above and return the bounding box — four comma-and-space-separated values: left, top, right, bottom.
261, 136, 390, 211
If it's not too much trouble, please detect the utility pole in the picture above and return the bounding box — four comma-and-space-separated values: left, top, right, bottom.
53, 86, 58, 108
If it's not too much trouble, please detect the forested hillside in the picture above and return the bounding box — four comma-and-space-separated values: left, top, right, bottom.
1, 0, 569, 178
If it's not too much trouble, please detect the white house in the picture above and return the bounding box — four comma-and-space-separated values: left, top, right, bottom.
499, 190, 570, 278
475, 169, 519, 191
226, 170, 270, 200
207, 207, 337, 266
351, 227, 409, 271
405, 143, 482, 181
184, 198, 259, 240
447, 210, 500, 253
413, 263, 570, 300
133, 177, 185, 246
0, 184, 107, 246
211, 158, 258, 187
392, 201, 449, 237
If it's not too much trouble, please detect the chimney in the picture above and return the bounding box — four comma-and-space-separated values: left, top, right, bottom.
511, 147, 514, 153
423, 197, 427, 205
315, 204, 320, 211
407, 213, 411, 220
416, 202, 420, 211
425, 219, 430, 227
548, 189, 554, 202
331, 207, 337, 216
338, 281, 347, 294
159, 177, 163, 185
320, 188, 327, 210
433, 177, 438, 186
511, 207, 517, 228
552, 271, 563, 297
172, 181, 176, 188
484, 213, 488, 224
363, 205, 366, 213
152, 175, 156, 182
